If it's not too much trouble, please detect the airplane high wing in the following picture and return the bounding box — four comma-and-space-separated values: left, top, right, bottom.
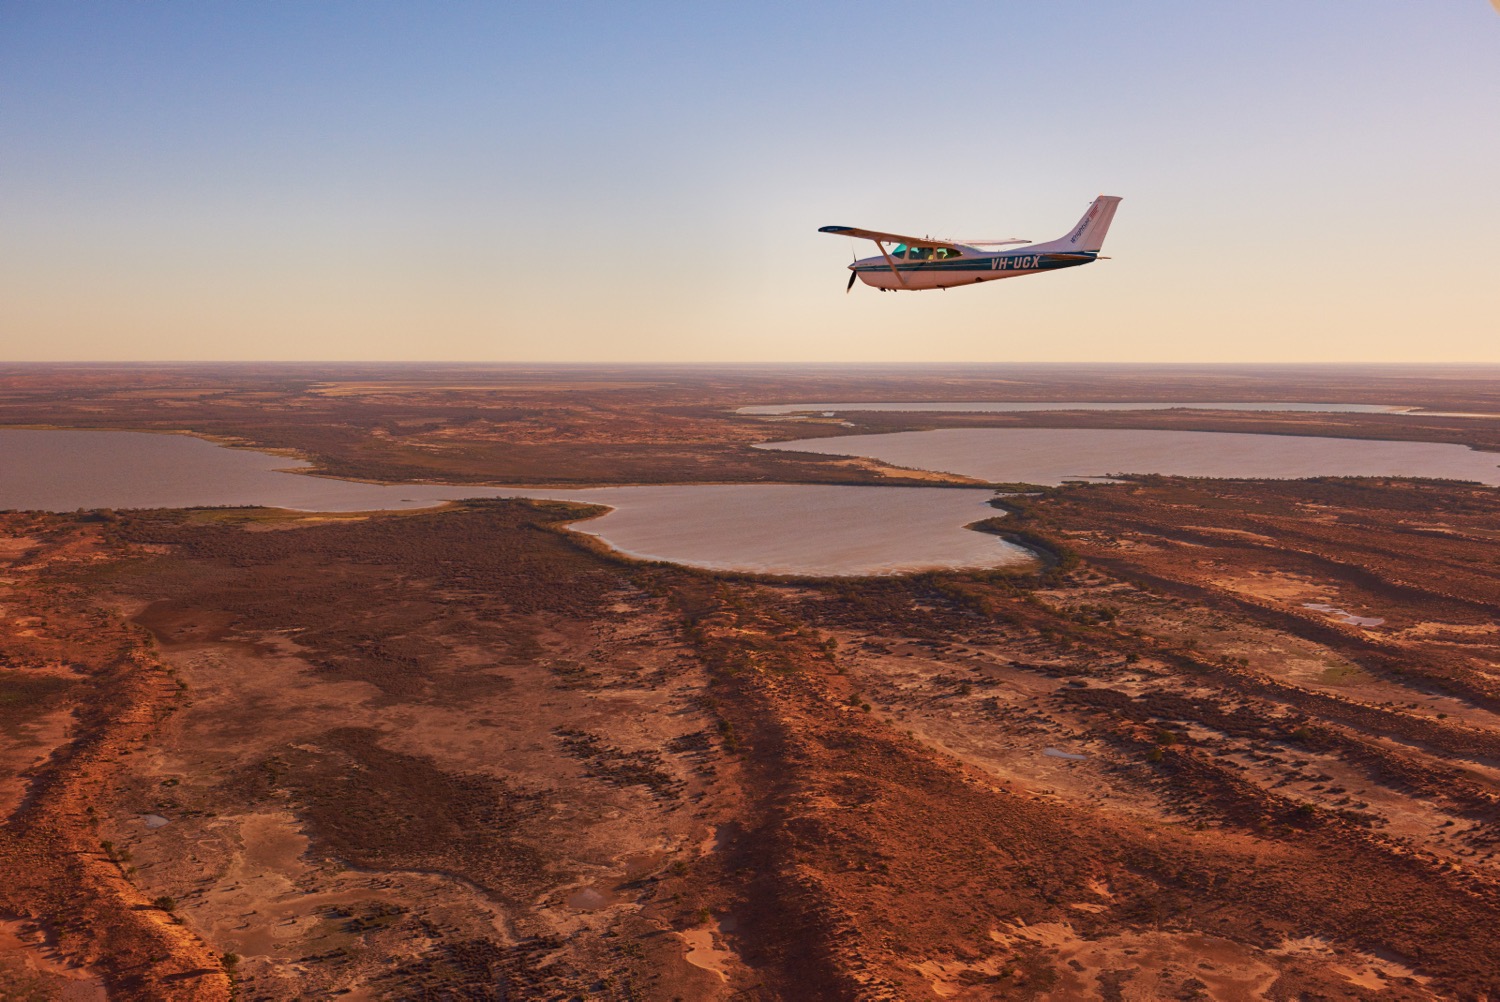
818, 226, 1029, 249
819, 195, 1121, 292
816, 226, 968, 251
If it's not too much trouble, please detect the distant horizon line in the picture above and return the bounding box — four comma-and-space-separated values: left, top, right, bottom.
6, 360, 1500, 370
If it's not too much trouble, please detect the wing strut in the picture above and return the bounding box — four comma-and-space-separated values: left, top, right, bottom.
873, 240, 908, 287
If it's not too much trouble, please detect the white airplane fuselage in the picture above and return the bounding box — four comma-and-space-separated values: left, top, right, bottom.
830, 194, 1122, 292
850, 248, 1098, 291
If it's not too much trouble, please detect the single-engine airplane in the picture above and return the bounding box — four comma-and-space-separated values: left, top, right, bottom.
820, 194, 1121, 292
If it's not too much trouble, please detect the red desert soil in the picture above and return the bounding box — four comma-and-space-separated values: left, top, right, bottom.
3, 365, 1500, 999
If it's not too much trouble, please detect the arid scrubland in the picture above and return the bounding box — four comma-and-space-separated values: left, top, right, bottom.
4, 365, 1500, 999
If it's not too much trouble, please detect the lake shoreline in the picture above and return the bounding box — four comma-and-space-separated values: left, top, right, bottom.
7, 422, 1498, 576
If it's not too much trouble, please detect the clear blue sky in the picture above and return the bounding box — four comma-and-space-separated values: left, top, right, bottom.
3, 2, 1497, 362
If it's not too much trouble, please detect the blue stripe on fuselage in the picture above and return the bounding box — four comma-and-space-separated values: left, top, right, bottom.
854, 251, 1096, 274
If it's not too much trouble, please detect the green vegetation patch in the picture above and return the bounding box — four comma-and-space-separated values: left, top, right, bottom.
1318, 664, 1375, 686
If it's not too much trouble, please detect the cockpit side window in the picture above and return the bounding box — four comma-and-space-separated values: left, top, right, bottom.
889, 244, 959, 261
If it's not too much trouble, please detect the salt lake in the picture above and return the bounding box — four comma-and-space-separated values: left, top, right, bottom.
0, 429, 1027, 576
6, 425, 1499, 576
522, 484, 1029, 576
738, 401, 1412, 416
763, 428, 1500, 486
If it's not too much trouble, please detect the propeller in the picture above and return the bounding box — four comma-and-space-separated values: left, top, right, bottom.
846, 270, 858, 293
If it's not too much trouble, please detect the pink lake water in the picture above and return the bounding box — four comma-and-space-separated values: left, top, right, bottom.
7, 427, 1498, 576
507, 484, 1027, 575
762, 428, 1500, 486
738, 401, 1412, 416
0, 430, 1027, 576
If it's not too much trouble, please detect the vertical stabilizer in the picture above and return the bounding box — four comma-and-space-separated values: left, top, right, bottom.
1033, 195, 1122, 253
